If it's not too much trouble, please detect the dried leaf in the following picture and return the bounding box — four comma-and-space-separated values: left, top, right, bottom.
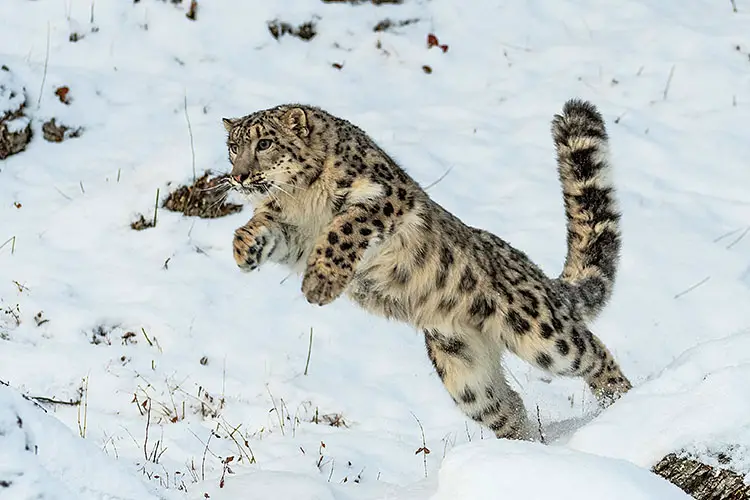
427, 34, 448, 53
54, 86, 71, 104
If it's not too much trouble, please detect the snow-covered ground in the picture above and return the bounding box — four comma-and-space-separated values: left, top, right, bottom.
1, 0, 749, 498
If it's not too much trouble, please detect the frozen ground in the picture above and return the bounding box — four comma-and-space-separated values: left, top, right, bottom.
1, 0, 749, 498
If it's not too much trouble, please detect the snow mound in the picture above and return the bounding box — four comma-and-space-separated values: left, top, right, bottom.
0, 66, 26, 117
429, 440, 690, 500
0, 384, 163, 500
566, 329, 750, 470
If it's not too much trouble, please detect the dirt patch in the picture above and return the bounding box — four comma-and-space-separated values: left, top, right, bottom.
41, 118, 83, 143
311, 411, 349, 428
653, 452, 750, 499
0, 66, 32, 160
373, 18, 419, 32
268, 19, 317, 41
130, 214, 155, 231
163, 172, 242, 219
89, 323, 122, 345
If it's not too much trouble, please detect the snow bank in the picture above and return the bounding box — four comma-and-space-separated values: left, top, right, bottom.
566, 329, 750, 473
0, 66, 26, 117
428, 440, 689, 500
0, 384, 163, 500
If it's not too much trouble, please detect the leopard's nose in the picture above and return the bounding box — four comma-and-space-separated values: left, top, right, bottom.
234, 173, 249, 183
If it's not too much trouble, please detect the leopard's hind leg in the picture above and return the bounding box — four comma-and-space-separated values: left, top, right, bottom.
424, 328, 533, 440
504, 320, 632, 407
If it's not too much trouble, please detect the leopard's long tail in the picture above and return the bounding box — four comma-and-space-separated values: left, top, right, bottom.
552, 99, 621, 322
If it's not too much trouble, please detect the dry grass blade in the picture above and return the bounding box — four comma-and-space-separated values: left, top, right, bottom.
410, 412, 429, 478
424, 166, 453, 190
183, 93, 196, 182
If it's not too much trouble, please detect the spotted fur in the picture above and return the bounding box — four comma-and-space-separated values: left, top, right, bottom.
224, 99, 631, 440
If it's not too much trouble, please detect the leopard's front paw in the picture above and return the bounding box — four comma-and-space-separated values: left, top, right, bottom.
301, 264, 348, 306
233, 225, 270, 272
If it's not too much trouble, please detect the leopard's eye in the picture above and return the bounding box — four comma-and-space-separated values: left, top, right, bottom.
257, 139, 272, 151
229, 144, 238, 154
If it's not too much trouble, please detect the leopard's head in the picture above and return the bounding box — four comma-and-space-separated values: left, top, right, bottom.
223, 105, 325, 202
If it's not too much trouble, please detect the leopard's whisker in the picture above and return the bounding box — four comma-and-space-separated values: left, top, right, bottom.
206, 192, 230, 213
199, 177, 232, 192
268, 180, 300, 191
271, 184, 296, 200
200, 183, 232, 193
206, 191, 234, 213
262, 184, 282, 206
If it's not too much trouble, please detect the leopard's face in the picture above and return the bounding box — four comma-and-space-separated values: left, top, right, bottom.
223, 106, 315, 202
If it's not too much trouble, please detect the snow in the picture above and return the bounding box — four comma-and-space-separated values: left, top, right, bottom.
0, 66, 26, 117
427, 440, 690, 500
0, 383, 162, 499
4, 117, 30, 134
566, 328, 750, 474
1, 0, 749, 498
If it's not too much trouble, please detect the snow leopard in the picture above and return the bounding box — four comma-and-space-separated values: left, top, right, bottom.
222, 99, 631, 440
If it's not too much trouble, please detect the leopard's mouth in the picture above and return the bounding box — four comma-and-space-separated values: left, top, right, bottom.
228, 174, 269, 194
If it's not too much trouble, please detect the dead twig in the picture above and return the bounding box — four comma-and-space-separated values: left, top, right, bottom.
143, 398, 152, 461
266, 385, 285, 435
424, 165, 453, 190
153, 188, 160, 227
0, 236, 17, 255
184, 93, 196, 182
674, 276, 710, 299
32, 395, 81, 406
662, 65, 676, 101
0, 380, 48, 413
713, 227, 743, 243
37, 22, 50, 108
77, 376, 89, 438
536, 405, 546, 444
726, 226, 749, 249
411, 412, 430, 478
304, 327, 314, 375
55, 187, 73, 201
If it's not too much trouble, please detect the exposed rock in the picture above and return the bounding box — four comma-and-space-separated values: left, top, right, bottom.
653, 452, 750, 500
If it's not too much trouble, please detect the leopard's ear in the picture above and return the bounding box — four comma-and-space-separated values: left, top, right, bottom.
222, 118, 237, 132
283, 107, 309, 137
